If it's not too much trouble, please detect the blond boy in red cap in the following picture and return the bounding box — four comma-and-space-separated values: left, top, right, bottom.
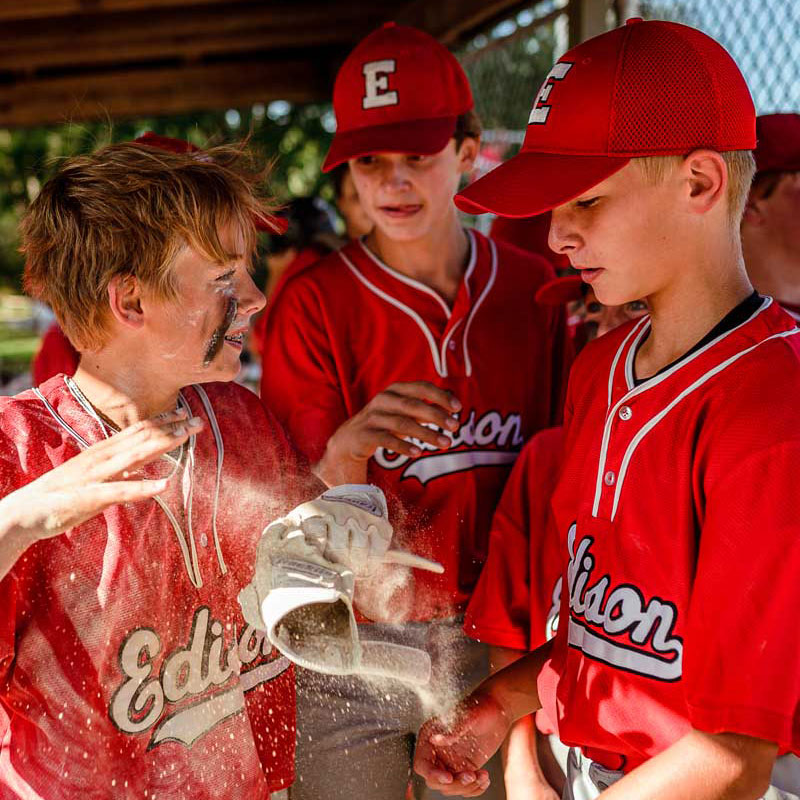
742, 113, 800, 320
261, 21, 570, 800
414, 18, 800, 800
464, 279, 648, 799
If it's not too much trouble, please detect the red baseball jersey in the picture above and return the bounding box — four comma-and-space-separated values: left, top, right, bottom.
260, 230, 570, 619
464, 425, 564, 652
0, 377, 316, 799
540, 297, 800, 771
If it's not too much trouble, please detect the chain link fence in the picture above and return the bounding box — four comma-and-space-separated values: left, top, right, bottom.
456, 0, 570, 191
641, 0, 800, 113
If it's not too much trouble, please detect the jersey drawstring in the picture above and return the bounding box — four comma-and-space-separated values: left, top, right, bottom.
191, 385, 227, 576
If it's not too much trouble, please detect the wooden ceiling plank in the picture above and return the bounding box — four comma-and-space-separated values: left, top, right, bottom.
0, 25, 361, 71
0, 59, 330, 127
394, 0, 531, 45
0, 0, 253, 24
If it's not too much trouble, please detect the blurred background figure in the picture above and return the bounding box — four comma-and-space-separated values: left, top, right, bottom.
247, 195, 345, 390
741, 113, 800, 320
489, 212, 569, 273
535, 275, 649, 345
31, 321, 79, 386
331, 163, 373, 241
263, 196, 343, 301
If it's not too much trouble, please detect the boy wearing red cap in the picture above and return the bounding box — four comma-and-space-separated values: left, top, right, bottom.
260, 21, 569, 800
742, 113, 800, 320
464, 282, 648, 799
414, 18, 800, 800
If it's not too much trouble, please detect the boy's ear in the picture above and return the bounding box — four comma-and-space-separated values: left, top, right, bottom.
107, 274, 145, 330
456, 136, 480, 175
683, 149, 726, 215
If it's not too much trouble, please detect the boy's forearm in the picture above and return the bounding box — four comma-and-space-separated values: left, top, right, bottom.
488, 644, 562, 798
599, 729, 777, 800
481, 638, 553, 723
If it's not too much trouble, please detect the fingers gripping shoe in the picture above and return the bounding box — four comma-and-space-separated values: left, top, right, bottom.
238, 485, 439, 684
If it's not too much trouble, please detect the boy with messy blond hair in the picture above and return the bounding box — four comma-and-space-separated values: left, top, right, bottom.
414, 18, 800, 800
0, 140, 316, 798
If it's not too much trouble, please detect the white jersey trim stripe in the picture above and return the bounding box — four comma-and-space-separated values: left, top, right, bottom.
356, 233, 477, 320
568, 618, 683, 681
610, 325, 800, 520
341, 250, 447, 377
193, 385, 227, 576
594, 317, 651, 516
605, 317, 649, 411
463, 228, 478, 299
624, 322, 650, 392
462, 237, 498, 377
592, 297, 772, 517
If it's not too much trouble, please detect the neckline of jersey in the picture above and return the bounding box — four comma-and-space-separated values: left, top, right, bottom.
630, 291, 763, 387
355, 229, 478, 319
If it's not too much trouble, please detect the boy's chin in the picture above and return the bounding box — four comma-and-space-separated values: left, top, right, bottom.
593, 284, 642, 309
194, 353, 242, 383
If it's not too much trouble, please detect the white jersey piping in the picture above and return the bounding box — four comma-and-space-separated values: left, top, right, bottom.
193, 384, 227, 575
624, 322, 650, 391
592, 297, 773, 517
606, 317, 649, 411
341, 250, 448, 377
463, 229, 478, 299
610, 325, 800, 520
462, 237, 498, 377
356, 235, 477, 320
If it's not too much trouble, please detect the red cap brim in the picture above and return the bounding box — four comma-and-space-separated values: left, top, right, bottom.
323, 116, 458, 172
535, 275, 584, 306
255, 215, 288, 234
456, 152, 631, 217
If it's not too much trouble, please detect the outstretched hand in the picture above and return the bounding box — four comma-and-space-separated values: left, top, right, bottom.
414, 692, 512, 797
1, 408, 202, 556
316, 381, 461, 485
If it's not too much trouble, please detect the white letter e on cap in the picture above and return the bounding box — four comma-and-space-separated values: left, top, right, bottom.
529, 62, 573, 124
363, 60, 398, 109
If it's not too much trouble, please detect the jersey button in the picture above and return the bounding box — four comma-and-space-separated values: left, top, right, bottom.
200, 533, 209, 548
448, 340, 457, 351
619, 405, 632, 421
604, 470, 616, 486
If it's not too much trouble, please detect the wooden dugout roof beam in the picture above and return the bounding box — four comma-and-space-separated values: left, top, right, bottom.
0, 0, 534, 128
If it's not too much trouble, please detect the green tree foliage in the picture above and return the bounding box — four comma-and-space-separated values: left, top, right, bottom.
0, 103, 334, 290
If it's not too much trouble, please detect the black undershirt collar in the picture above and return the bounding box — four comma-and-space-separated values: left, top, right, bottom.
632, 291, 762, 386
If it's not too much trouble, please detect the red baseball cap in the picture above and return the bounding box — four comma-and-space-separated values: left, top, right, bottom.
535, 275, 584, 306
754, 114, 800, 174
456, 18, 755, 218
133, 132, 287, 233
322, 22, 473, 172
